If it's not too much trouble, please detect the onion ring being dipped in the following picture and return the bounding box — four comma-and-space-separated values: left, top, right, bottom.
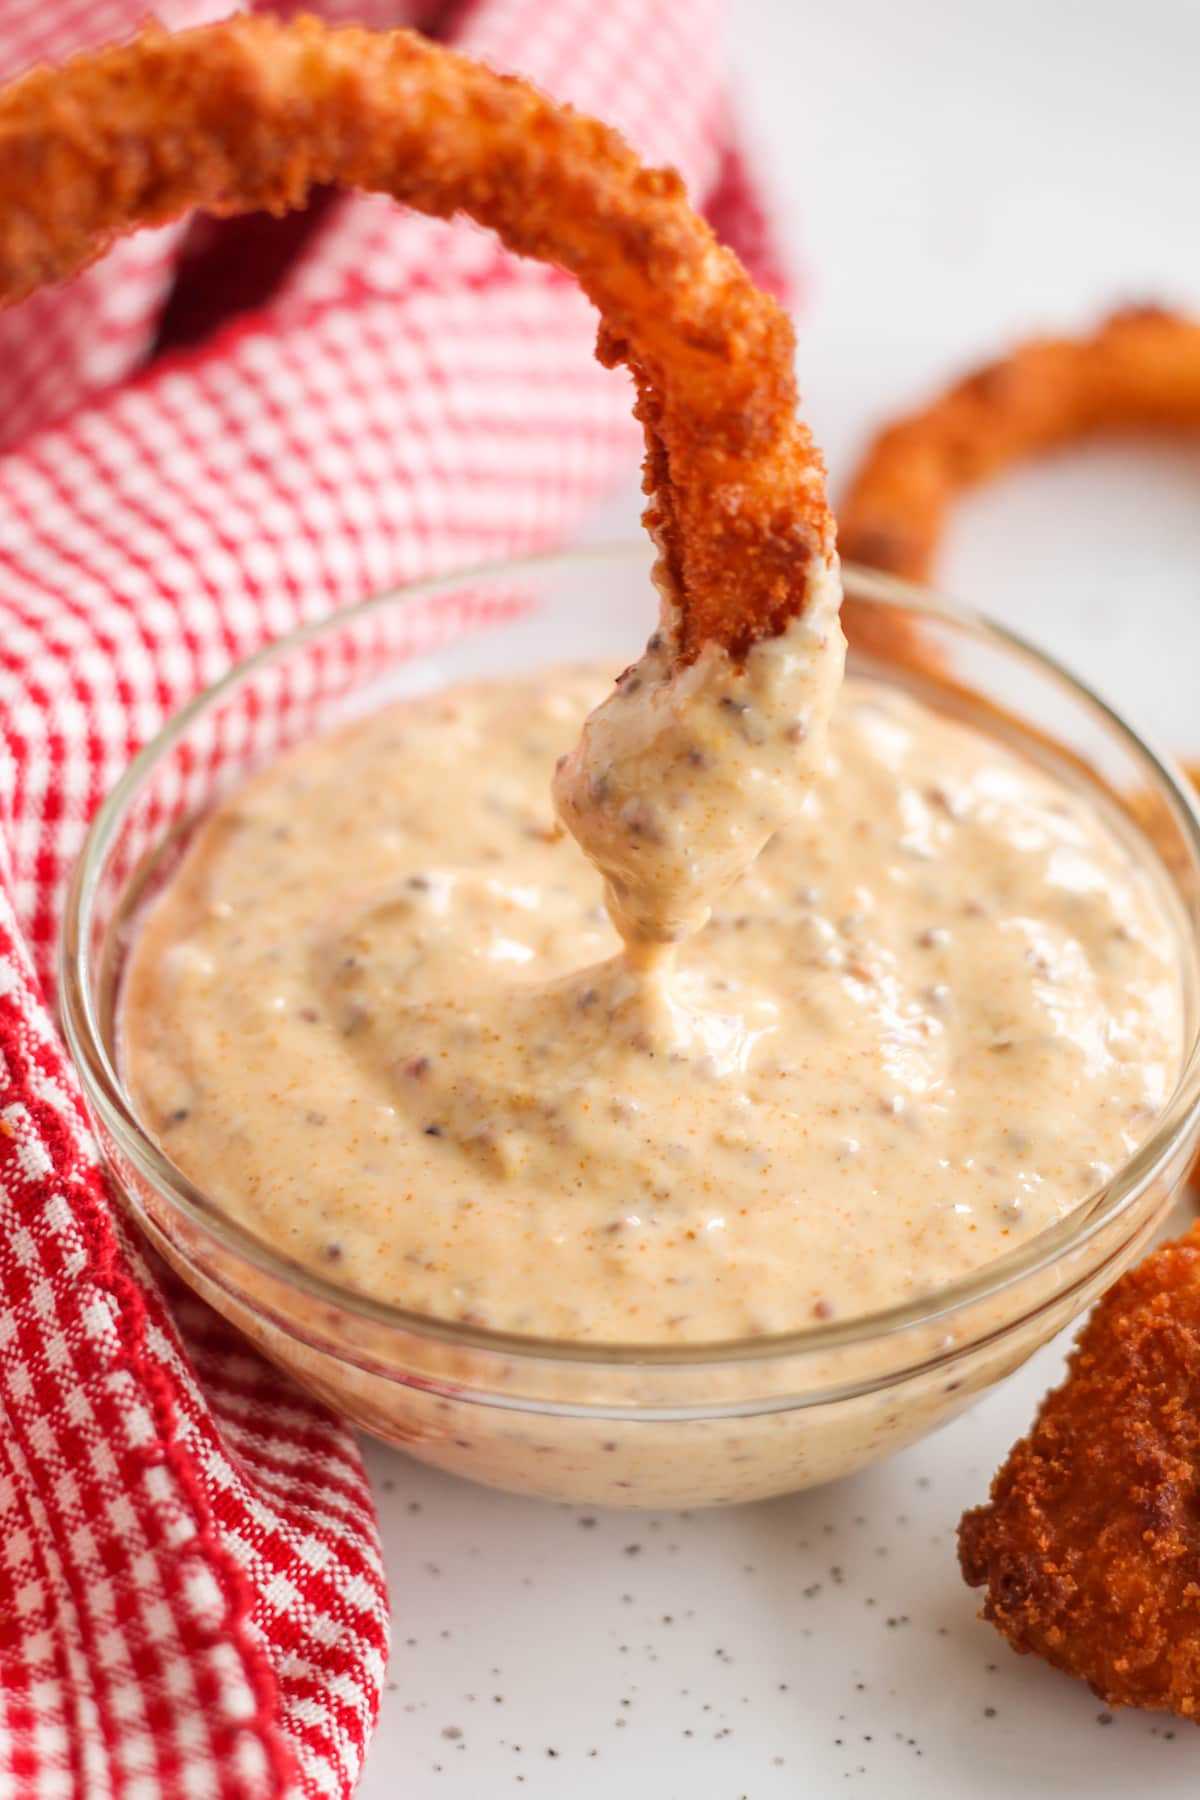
0, 12, 844, 954
839, 303, 1200, 584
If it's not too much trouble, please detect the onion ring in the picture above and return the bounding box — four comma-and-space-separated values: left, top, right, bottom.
0, 12, 834, 665
839, 304, 1200, 585
959, 1223, 1200, 1722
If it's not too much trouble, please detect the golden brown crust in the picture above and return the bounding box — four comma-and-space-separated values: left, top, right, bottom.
0, 13, 834, 661
959, 1224, 1200, 1720
839, 305, 1200, 583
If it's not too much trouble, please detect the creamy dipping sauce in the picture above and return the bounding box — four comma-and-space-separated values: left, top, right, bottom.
121, 663, 1183, 1343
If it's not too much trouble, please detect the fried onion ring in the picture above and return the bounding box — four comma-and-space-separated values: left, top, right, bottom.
0, 12, 834, 665
959, 1225, 1200, 1721
839, 304, 1200, 585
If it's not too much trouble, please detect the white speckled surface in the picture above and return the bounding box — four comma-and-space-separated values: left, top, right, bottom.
357, 1280, 1195, 1797
357, 0, 1200, 1791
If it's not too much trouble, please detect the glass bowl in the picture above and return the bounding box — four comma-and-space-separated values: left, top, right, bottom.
60, 549, 1200, 1509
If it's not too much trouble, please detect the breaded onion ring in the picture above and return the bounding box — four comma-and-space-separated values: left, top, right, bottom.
960, 1225, 1200, 1722
840, 304, 1200, 584
0, 13, 834, 664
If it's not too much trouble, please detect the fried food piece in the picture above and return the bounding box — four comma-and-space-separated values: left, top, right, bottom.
840, 304, 1200, 583
0, 13, 834, 663
959, 1225, 1200, 1720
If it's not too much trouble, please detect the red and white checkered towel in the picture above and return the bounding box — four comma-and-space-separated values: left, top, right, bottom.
0, 2, 787, 1793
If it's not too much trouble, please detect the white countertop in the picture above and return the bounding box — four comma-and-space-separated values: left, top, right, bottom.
358, 2, 1200, 1794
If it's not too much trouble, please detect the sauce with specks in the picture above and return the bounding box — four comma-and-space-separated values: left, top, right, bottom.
121, 649, 1183, 1342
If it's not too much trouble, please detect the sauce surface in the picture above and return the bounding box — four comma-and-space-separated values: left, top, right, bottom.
121, 664, 1184, 1342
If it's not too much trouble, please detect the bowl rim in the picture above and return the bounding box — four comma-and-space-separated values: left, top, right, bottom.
59, 545, 1200, 1368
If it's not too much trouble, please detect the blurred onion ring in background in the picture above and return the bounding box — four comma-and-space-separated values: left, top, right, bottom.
841, 303, 1200, 793
840, 304, 1200, 584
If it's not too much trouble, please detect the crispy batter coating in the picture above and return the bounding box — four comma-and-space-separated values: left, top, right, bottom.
840, 305, 1200, 583
0, 13, 834, 662
959, 1225, 1200, 1720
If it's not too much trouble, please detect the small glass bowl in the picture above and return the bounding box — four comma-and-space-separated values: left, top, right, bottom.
61, 549, 1200, 1508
